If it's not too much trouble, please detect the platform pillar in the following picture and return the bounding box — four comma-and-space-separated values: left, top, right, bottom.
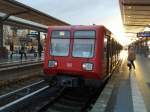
12, 27, 17, 46
0, 22, 8, 59
0, 22, 3, 47
37, 31, 41, 45
37, 31, 42, 58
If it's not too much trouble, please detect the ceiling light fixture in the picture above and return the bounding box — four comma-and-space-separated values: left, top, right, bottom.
128, 6, 132, 9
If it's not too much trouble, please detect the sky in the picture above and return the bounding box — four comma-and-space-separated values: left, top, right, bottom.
17, 0, 131, 45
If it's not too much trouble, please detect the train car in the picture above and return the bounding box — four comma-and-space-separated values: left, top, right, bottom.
43, 25, 122, 87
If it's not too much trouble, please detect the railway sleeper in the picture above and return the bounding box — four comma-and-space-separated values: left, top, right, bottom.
62, 94, 89, 103
58, 97, 85, 107
49, 103, 82, 112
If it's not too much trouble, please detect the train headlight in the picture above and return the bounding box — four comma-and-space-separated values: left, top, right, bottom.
48, 60, 57, 67
82, 63, 93, 71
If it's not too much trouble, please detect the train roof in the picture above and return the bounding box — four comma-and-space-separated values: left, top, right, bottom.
48, 25, 107, 30
48, 25, 113, 37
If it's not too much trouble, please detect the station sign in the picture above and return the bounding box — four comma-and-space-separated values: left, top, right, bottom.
137, 32, 150, 37
27, 32, 38, 38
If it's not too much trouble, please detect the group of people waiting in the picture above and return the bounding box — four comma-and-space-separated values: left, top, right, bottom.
9, 43, 43, 60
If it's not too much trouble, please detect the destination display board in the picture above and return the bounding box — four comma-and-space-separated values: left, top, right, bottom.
137, 32, 150, 37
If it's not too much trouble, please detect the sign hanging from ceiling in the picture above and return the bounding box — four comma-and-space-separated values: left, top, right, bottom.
27, 32, 38, 38
137, 32, 150, 37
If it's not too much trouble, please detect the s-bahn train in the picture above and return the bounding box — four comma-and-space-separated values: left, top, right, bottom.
43, 25, 122, 87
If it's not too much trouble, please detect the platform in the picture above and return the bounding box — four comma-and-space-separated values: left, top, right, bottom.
90, 51, 150, 112
0, 53, 44, 65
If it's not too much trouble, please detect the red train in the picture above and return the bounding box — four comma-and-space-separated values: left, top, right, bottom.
43, 25, 122, 87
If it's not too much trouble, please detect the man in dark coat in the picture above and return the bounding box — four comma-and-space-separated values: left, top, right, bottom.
38, 43, 43, 58
20, 43, 27, 60
10, 42, 14, 59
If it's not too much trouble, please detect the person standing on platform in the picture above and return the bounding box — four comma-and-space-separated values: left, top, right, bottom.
30, 46, 37, 57
127, 46, 136, 70
20, 43, 27, 60
10, 42, 14, 59
38, 43, 43, 58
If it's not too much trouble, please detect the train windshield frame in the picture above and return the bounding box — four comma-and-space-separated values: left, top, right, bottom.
50, 30, 70, 56
72, 30, 96, 58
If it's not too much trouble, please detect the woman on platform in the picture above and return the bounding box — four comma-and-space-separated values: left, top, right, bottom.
127, 46, 136, 70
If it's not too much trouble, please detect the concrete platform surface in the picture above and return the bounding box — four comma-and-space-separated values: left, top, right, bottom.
90, 51, 150, 112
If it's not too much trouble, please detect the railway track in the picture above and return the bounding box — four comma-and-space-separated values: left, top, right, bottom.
14, 86, 101, 112
0, 82, 102, 112
0, 80, 50, 112
0, 75, 44, 96
0, 79, 104, 112
37, 87, 101, 112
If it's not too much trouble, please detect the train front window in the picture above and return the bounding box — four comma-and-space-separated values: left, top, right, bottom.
73, 31, 95, 58
50, 31, 70, 56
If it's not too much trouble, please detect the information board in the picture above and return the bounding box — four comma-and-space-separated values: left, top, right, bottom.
137, 32, 150, 37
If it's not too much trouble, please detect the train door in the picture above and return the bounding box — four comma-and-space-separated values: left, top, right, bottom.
104, 32, 110, 75
111, 39, 116, 70
111, 38, 115, 72
108, 37, 114, 74
103, 35, 107, 74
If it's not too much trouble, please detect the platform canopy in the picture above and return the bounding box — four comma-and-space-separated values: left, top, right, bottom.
0, 0, 69, 32
119, 0, 150, 39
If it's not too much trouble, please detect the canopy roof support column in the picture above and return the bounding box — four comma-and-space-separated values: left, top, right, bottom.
0, 22, 3, 47
0, 21, 8, 59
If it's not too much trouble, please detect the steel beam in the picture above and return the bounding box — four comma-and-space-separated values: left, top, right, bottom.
121, 2, 150, 6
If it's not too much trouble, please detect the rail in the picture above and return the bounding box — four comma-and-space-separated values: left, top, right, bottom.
0, 80, 49, 112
